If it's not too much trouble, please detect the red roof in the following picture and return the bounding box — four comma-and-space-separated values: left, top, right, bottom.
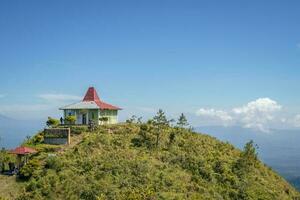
10, 146, 37, 155
83, 87, 121, 110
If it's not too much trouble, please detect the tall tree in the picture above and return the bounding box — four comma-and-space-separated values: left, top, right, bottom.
177, 113, 189, 128
152, 109, 169, 147
153, 109, 169, 127
234, 140, 258, 176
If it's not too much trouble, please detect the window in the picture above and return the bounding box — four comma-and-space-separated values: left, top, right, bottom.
67, 110, 74, 116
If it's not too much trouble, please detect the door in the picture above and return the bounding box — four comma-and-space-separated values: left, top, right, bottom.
82, 113, 87, 125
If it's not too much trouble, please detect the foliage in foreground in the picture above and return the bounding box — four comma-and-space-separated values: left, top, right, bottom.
46, 117, 60, 128
13, 112, 300, 200
0, 149, 15, 172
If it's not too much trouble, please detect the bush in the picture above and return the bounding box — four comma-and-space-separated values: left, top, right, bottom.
19, 159, 41, 180
46, 117, 60, 127
32, 132, 44, 144
71, 126, 88, 134
64, 116, 76, 125
99, 117, 109, 125
132, 124, 156, 148
45, 156, 62, 172
0, 148, 15, 172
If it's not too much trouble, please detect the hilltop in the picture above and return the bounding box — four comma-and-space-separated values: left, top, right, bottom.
1, 119, 300, 199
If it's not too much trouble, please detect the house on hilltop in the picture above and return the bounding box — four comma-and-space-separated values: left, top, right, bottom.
60, 87, 121, 125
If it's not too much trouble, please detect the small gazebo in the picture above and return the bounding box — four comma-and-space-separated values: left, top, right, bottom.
10, 146, 37, 169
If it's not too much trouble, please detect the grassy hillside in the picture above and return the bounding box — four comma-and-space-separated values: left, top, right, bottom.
1, 122, 300, 199
0, 175, 24, 200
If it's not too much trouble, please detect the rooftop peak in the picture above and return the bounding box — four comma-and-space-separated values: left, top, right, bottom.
83, 87, 101, 102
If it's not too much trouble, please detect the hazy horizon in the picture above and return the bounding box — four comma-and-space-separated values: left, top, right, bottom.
0, 0, 300, 132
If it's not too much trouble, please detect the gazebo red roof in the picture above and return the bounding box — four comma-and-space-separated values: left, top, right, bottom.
10, 146, 37, 155
83, 87, 121, 110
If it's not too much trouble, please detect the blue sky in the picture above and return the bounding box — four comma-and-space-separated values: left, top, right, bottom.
0, 0, 300, 130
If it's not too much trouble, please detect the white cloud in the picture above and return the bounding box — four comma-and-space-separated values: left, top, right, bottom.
38, 94, 81, 102
196, 98, 284, 132
233, 98, 281, 114
232, 98, 281, 132
293, 115, 300, 127
196, 108, 233, 126
0, 94, 6, 98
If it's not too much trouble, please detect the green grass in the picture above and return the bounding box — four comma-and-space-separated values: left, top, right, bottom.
5, 123, 300, 199
0, 175, 24, 200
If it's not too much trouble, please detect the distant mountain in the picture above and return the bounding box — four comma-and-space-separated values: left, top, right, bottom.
0, 114, 43, 149
0, 114, 16, 127
195, 126, 300, 191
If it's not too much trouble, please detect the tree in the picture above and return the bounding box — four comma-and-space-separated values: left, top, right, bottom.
126, 115, 137, 123
234, 140, 258, 176
177, 113, 189, 128
153, 109, 169, 127
242, 140, 258, 161
137, 117, 143, 124
46, 117, 60, 127
152, 109, 170, 147
126, 115, 143, 124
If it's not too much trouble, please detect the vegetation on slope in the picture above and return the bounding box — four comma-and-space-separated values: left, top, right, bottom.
1, 111, 300, 200
0, 175, 24, 200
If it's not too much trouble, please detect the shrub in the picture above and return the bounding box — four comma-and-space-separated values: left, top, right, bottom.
45, 156, 62, 172
99, 117, 109, 125
71, 126, 88, 134
64, 116, 76, 125
169, 132, 176, 144
46, 117, 60, 127
0, 148, 15, 172
32, 132, 44, 144
132, 124, 156, 148
19, 159, 41, 180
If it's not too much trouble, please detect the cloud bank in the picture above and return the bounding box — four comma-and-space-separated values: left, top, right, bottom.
195, 98, 297, 132
196, 108, 233, 126
293, 115, 300, 127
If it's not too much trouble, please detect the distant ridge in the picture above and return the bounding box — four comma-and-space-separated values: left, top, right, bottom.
0, 114, 43, 148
